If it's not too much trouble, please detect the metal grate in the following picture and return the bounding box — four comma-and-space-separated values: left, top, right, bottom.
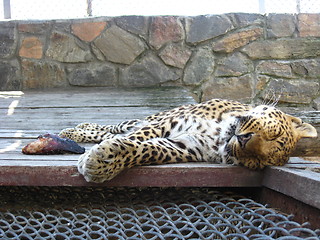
0, 187, 319, 239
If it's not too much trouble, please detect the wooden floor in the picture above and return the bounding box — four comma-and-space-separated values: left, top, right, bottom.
0, 87, 319, 209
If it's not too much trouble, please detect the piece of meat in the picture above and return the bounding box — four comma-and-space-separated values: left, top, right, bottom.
22, 133, 85, 155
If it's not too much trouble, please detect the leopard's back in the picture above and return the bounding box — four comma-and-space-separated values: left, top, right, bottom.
146, 99, 251, 122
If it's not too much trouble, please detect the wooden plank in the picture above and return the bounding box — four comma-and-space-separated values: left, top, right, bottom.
1, 106, 166, 117
0, 153, 80, 161
0, 130, 62, 139
1, 88, 196, 134
0, 160, 77, 166
288, 157, 319, 164
282, 163, 320, 168
0, 87, 196, 108
0, 163, 263, 187
263, 166, 320, 209
0, 151, 90, 159
0, 98, 193, 109
0, 119, 142, 131
292, 110, 320, 125
292, 136, 320, 157
1, 116, 158, 132
1, 109, 163, 126
303, 157, 320, 163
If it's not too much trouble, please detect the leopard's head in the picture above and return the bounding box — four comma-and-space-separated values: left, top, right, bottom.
227, 105, 317, 169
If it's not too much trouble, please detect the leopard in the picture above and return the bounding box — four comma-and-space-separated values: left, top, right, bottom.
59, 99, 317, 183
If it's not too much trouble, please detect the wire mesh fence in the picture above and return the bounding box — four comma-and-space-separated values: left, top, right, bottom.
299, 0, 320, 13
0, 187, 319, 239
0, 0, 319, 20
263, 0, 320, 14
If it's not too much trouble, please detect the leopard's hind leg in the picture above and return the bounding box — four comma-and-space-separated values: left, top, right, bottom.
59, 119, 144, 143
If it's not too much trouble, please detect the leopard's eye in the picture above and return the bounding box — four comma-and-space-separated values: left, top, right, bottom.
240, 132, 253, 139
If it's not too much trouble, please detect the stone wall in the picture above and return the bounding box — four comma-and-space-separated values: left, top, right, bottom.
1, 13, 320, 108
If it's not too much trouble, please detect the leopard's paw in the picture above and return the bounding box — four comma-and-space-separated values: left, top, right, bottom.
77, 150, 109, 183
60, 127, 105, 143
77, 141, 124, 183
59, 128, 85, 142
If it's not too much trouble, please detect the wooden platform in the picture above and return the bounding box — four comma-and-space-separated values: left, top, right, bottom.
1, 87, 320, 209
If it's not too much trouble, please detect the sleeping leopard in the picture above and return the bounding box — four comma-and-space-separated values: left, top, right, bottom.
59, 99, 317, 183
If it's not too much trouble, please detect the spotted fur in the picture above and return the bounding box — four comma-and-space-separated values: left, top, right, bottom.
59, 99, 317, 183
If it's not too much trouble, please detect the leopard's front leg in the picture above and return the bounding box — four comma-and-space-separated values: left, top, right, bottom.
59, 119, 143, 143
77, 138, 136, 182
78, 137, 198, 183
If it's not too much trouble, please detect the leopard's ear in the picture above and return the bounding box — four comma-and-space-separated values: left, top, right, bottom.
288, 115, 318, 138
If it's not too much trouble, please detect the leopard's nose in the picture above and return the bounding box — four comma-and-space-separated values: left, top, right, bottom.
236, 133, 252, 149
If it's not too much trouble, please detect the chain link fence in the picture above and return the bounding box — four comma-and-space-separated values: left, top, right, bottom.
0, 0, 319, 20
262, 0, 320, 14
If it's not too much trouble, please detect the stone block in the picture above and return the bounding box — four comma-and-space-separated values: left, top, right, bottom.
19, 36, 43, 59
267, 14, 295, 38
262, 79, 319, 104
215, 52, 253, 77
115, 16, 149, 37
201, 74, 254, 102
256, 75, 269, 92
228, 13, 264, 27
120, 53, 181, 87
21, 59, 67, 89
242, 39, 320, 59
0, 23, 16, 59
71, 21, 107, 42
312, 97, 320, 110
298, 14, 320, 37
212, 27, 263, 53
18, 22, 51, 34
53, 21, 71, 32
91, 44, 105, 61
186, 15, 234, 44
93, 25, 146, 65
159, 43, 192, 69
290, 59, 320, 78
183, 48, 215, 86
256, 61, 294, 78
149, 16, 184, 49
0, 60, 21, 90
46, 32, 93, 63
68, 63, 117, 86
